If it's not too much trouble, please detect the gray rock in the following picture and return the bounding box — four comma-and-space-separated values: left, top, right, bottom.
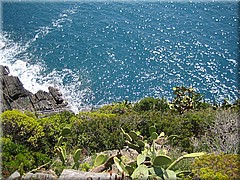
33, 99, 53, 112
7, 171, 21, 180
10, 96, 35, 112
21, 172, 34, 180
31, 172, 57, 180
48, 86, 64, 104
35, 90, 49, 101
0, 65, 69, 114
59, 169, 121, 180
22, 172, 57, 180
2, 76, 27, 100
0, 93, 11, 112
0, 65, 10, 75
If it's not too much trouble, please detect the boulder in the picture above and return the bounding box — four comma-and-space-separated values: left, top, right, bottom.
10, 96, 35, 112
22, 172, 57, 180
7, 171, 21, 180
59, 169, 122, 180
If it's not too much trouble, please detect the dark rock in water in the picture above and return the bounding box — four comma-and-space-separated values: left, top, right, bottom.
2, 76, 29, 100
35, 90, 49, 101
48, 86, 64, 104
0, 65, 69, 113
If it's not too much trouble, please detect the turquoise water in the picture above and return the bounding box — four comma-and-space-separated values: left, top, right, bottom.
1, 2, 239, 112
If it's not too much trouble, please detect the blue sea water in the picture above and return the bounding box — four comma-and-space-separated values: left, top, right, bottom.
1, 1, 239, 112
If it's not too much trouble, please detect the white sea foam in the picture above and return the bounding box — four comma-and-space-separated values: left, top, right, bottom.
0, 33, 49, 93
0, 4, 92, 113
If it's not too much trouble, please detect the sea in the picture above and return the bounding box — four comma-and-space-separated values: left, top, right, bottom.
0, 1, 239, 113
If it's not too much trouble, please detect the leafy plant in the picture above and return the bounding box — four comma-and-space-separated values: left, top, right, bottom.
113, 126, 205, 179
94, 154, 108, 167
54, 127, 81, 170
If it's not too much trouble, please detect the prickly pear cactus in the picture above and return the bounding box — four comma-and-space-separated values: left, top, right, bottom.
131, 164, 149, 180
72, 149, 81, 169
119, 126, 205, 179
94, 154, 108, 167
61, 127, 71, 137
121, 128, 146, 153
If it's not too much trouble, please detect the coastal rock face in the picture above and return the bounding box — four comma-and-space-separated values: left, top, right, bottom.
0, 65, 68, 113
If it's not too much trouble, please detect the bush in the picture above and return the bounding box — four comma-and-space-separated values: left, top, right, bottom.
38, 111, 75, 155
1, 110, 44, 149
190, 153, 240, 179
69, 111, 147, 154
71, 112, 125, 154
1, 138, 50, 177
178, 110, 214, 152
139, 109, 214, 153
191, 110, 239, 154
133, 97, 169, 112
94, 100, 133, 114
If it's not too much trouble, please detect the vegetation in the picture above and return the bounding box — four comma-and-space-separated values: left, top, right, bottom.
190, 153, 240, 179
1, 138, 50, 177
113, 126, 205, 179
1, 110, 45, 148
1, 86, 239, 179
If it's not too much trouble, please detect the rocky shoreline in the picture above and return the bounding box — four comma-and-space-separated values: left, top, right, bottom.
0, 65, 69, 114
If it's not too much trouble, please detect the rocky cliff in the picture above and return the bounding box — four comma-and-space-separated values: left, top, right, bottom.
0, 65, 68, 113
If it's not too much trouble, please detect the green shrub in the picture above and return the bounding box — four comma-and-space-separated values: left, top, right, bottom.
1, 137, 50, 177
190, 153, 240, 179
70, 111, 146, 154
133, 97, 169, 112
177, 110, 214, 152
94, 100, 133, 114
1, 110, 75, 156
71, 112, 125, 154
37, 111, 75, 155
1, 110, 44, 148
